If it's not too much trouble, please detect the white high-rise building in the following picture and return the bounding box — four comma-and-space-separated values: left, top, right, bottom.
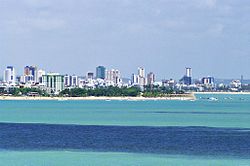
64, 75, 78, 87
64, 75, 71, 87
3, 68, 12, 83
72, 75, 78, 87
3, 66, 16, 84
138, 77, 146, 86
186, 67, 192, 77
42, 73, 64, 94
138, 67, 145, 78
138, 67, 146, 86
105, 69, 122, 85
131, 73, 139, 85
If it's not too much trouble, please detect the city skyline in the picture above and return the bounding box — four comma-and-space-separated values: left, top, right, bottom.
0, 64, 246, 81
1, 0, 250, 79
1, 64, 248, 95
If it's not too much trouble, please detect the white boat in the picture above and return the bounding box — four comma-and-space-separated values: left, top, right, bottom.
208, 97, 218, 101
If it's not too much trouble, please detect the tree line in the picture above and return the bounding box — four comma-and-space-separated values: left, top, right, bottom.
59, 86, 140, 97
0, 85, 183, 97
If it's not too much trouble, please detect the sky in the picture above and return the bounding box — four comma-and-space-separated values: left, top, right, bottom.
0, 0, 250, 79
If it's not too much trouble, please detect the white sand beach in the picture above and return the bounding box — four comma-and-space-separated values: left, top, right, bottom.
0, 94, 196, 101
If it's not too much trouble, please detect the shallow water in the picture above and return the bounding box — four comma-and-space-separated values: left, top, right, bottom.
1, 151, 250, 166
0, 94, 250, 128
0, 94, 250, 165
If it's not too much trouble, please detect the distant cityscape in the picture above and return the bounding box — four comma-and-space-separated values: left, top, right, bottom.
0, 65, 249, 95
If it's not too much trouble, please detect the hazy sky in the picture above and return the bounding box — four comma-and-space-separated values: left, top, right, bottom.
0, 0, 250, 79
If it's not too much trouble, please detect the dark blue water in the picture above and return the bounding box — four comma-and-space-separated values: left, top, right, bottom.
1, 123, 250, 158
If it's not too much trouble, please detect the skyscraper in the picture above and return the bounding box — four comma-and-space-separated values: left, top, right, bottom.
96, 66, 106, 79
105, 69, 121, 85
64, 75, 78, 87
186, 67, 192, 77
241, 75, 244, 85
131, 73, 139, 85
72, 75, 78, 87
24, 66, 38, 83
180, 67, 192, 85
147, 72, 155, 85
64, 75, 71, 87
3, 66, 16, 84
138, 67, 146, 86
138, 67, 145, 78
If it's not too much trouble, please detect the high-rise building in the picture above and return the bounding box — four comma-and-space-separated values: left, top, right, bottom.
42, 73, 64, 94
64, 75, 71, 87
64, 75, 78, 87
24, 66, 38, 83
131, 73, 139, 85
201, 76, 215, 85
147, 72, 155, 85
180, 67, 192, 85
72, 75, 78, 87
138, 67, 146, 86
3, 66, 16, 84
138, 67, 145, 78
186, 67, 192, 77
96, 66, 106, 79
241, 75, 244, 85
37, 69, 46, 83
105, 69, 121, 85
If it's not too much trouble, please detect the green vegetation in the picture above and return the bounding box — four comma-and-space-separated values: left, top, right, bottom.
8, 88, 49, 96
142, 85, 184, 97
59, 86, 181, 97
59, 86, 141, 97
1, 86, 184, 97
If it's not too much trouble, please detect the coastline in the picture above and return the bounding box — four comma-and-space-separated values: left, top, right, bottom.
0, 94, 196, 101
194, 92, 250, 95
1, 92, 250, 101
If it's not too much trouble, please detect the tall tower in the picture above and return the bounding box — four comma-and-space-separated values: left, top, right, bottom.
138, 67, 145, 78
24, 66, 38, 82
186, 67, 192, 77
96, 66, 106, 79
180, 67, 192, 85
137, 67, 146, 86
3, 66, 16, 84
147, 72, 155, 85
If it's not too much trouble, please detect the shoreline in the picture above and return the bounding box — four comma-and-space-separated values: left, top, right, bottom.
194, 92, 250, 95
1, 92, 249, 101
0, 94, 196, 101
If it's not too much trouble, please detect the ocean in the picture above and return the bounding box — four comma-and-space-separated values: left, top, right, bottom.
0, 94, 250, 165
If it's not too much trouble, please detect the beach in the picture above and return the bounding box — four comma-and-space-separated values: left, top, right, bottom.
0, 94, 196, 101
2, 92, 250, 101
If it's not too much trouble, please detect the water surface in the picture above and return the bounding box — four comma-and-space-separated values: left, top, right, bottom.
1, 94, 250, 165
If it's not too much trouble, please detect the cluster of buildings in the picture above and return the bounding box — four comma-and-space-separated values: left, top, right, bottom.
0, 65, 247, 95
1, 65, 156, 95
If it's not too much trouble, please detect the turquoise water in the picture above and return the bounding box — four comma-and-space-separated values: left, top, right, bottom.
1, 94, 250, 165
1, 94, 250, 128
1, 152, 250, 166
